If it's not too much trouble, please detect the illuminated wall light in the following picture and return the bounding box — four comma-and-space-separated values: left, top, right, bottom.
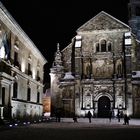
50, 74, 56, 85
0, 46, 6, 58
21, 61, 26, 72
32, 68, 36, 79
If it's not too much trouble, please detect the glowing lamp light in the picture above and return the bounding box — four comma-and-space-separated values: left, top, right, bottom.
21, 61, 25, 72
32, 69, 36, 79
50, 73, 56, 84
9, 124, 13, 127
15, 123, 18, 126
0, 46, 6, 59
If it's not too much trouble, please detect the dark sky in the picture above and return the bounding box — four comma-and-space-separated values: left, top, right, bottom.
0, 0, 129, 83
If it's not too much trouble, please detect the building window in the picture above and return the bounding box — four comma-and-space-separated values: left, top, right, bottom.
36, 70, 40, 81
14, 52, 19, 67
108, 42, 112, 52
101, 40, 106, 52
37, 92, 40, 103
96, 43, 99, 52
2, 87, 5, 105
13, 82, 18, 98
95, 40, 111, 53
27, 87, 31, 101
28, 63, 32, 76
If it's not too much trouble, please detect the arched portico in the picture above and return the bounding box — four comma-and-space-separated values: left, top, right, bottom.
94, 92, 113, 118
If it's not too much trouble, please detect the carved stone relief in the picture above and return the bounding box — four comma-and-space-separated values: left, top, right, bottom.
92, 58, 113, 78
82, 86, 93, 109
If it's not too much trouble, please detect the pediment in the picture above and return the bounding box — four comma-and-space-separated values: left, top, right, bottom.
77, 11, 130, 32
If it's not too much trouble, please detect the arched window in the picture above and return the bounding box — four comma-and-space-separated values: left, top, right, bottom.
101, 40, 106, 52
13, 82, 18, 98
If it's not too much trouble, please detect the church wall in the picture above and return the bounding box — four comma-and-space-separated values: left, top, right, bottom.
74, 30, 130, 80
50, 72, 63, 116
132, 84, 140, 117
60, 86, 75, 117
62, 45, 72, 72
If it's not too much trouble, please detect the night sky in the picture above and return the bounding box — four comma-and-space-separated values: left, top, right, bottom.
0, 0, 129, 84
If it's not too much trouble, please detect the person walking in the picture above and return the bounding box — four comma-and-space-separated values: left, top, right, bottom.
87, 111, 92, 123
109, 110, 112, 122
73, 114, 78, 123
117, 110, 121, 122
55, 109, 61, 122
123, 114, 130, 125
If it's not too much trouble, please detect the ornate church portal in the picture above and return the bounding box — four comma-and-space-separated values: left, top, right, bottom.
98, 96, 111, 117
51, 0, 140, 118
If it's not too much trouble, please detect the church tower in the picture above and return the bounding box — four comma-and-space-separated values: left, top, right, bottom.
128, 0, 140, 40
50, 43, 64, 116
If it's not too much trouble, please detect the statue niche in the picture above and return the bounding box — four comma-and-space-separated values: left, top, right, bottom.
83, 58, 92, 78
116, 59, 123, 78
86, 63, 91, 77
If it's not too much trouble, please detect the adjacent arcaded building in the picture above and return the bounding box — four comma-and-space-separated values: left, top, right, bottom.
50, 0, 140, 118
0, 2, 47, 120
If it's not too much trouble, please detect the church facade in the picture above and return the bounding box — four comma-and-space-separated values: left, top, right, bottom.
0, 2, 47, 121
50, 0, 140, 118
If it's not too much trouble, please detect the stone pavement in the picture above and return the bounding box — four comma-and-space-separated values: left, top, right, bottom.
1, 117, 140, 130
27, 117, 140, 130
59, 117, 140, 126
1, 118, 140, 140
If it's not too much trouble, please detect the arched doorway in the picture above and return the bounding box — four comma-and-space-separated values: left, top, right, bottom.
98, 96, 110, 118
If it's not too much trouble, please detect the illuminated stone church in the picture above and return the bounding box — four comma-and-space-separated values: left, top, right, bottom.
50, 0, 140, 118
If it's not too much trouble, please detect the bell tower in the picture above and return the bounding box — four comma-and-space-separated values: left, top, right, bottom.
128, 0, 140, 40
